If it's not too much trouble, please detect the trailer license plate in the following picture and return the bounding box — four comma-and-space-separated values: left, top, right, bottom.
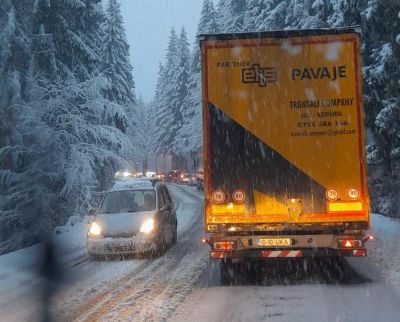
258, 238, 291, 247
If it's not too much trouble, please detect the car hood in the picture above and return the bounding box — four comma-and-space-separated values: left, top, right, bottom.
95, 211, 156, 237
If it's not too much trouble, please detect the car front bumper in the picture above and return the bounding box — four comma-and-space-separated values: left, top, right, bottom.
87, 236, 157, 255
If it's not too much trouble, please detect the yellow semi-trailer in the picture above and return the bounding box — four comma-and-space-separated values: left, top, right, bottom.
200, 28, 372, 263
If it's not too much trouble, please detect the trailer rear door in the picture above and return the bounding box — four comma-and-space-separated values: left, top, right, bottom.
200, 29, 369, 230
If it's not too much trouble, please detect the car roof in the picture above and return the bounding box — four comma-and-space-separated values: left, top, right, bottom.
111, 178, 158, 191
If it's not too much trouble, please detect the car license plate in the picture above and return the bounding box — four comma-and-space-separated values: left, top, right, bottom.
258, 238, 291, 247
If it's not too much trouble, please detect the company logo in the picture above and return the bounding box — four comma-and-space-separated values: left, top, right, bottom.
242, 64, 277, 87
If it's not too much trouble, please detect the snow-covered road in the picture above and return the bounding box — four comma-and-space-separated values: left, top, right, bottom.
55, 185, 208, 322
1, 184, 400, 321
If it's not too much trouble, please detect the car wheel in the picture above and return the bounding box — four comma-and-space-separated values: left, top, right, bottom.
172, 221, 178, 245
155, 230, 166, 257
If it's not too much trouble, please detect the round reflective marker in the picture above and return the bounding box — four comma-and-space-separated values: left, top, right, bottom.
347, 188, 360, 200
212, 190, 225, 204
326, 188, 338, 201
232, 189, 246, 203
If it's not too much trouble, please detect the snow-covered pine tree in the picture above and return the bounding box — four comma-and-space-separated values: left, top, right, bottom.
133, 96, 158, 171
102, 0, 137, 177
0, 0, 52, 253
361, 0, 400, 217
244, 0, 275, 31
153, 28, 182, 153
191, 0, 218, 73
102, 0, 135, 108
216, 0, 247, 33
28, 0, 132, 226
174, 0, 219, 161
171, 28, 191, 153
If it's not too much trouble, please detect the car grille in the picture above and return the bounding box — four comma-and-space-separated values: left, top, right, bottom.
103, 232, 135, 238
104, 243, 135, 253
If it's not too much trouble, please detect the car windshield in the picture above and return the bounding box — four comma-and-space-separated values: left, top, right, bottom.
99, 190, 156, 213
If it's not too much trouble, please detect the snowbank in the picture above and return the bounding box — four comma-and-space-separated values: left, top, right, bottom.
0, 215, 90, 321
368, 213, 400, 291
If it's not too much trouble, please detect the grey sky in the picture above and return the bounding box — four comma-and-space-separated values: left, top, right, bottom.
119, 0, 204, 102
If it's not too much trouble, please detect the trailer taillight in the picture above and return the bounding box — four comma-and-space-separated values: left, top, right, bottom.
338, 239, 363, 248
363, 234, 374, 242
214, 241, 237, 250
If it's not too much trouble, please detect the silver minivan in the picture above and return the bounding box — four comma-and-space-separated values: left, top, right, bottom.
86, 181, 177, 258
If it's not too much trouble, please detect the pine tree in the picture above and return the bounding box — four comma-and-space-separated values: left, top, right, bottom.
172, 28, 192, 154
216, 0, 247, 33
28, 0, 132, 229
153, 28, 182, 153
102, 0, 136, 107
361, 0, 400, 216
244, 0, 273, 31
198, 0, 219, 35
133, 96, 158, 172
175, 0, 219, 160
0, 1, 50, 253
191, 0, 219, 73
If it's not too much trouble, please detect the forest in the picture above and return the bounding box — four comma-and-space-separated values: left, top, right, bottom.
0, 0, 399, 253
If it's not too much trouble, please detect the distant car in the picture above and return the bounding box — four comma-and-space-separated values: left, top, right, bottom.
114, 170, 135, 180
179, 173, 190, 184
188, 174, 198, 186
167, 170, 181, 183
155, 173, 166, 182
86, 181, 177, 258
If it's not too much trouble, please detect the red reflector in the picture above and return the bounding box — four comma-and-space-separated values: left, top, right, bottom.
210, 251, 224, 259
214, 241, 236, 250
353, 249, 366, 257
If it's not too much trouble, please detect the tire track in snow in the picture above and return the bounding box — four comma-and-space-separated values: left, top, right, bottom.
62, 185, 206, 322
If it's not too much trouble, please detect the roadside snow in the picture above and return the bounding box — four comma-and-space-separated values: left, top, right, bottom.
0, 215, 89, 321
368, 213, 400, 290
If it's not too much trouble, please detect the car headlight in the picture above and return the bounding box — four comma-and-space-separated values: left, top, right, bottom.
88, 222, 102, 236
140, 218, 155, 234
123, 171, 132, 177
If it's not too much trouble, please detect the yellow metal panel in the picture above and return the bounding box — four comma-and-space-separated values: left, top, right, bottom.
205, 35, 366, 202
202, 32, 369, 228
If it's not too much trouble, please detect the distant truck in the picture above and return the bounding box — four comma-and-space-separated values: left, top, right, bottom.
194, 148, 204, 191
156, 153, 187, 174
200, 28, 372, 272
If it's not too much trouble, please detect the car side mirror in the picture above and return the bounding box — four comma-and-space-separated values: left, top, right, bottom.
88, 209, 96, 216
